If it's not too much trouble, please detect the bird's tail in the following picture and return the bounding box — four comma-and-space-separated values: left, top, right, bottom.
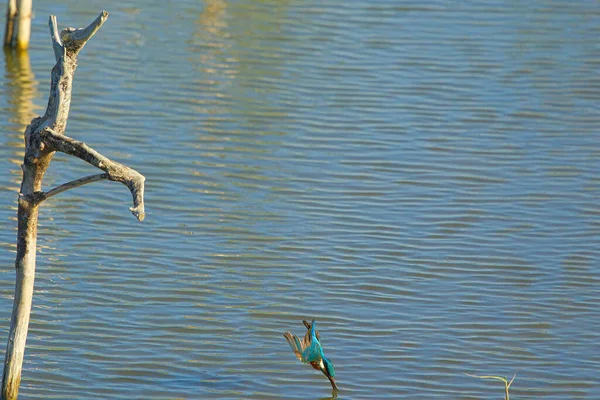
283, 332, 303, 361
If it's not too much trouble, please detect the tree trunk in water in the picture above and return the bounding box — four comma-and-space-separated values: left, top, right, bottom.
3, 0, 17, 47
2, 202, 39, 399
14, 0, 31, 50
3, 0, 31, 49
1, 11, 145, 400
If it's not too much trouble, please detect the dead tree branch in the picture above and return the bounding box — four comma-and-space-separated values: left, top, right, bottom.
40, 128, 145, 220
1, 11, 145, 399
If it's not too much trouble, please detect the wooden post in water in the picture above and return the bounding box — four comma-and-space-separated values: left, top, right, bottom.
14, 0, 31, 49
3, 0, 32, 49
3, 0, 17, 47
1, 11, 146, 400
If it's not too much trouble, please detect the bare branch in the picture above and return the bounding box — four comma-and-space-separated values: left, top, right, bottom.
48, 15, 63, 62
59, 10, 109, 55
4, 0, 17, 47
43, 173, 108, 200
40, 128, 146, 221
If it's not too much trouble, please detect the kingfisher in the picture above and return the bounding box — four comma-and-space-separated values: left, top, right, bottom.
284, 319, 339, 396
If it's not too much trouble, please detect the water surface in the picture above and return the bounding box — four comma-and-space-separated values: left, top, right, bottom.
0, 1, 599, 399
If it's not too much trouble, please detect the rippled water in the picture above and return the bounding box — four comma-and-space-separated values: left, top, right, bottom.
0, 1, 599, 399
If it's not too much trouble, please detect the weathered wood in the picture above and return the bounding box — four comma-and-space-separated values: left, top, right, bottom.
42, 173, 108, 200
14, 0, 30, 49
3, 0, 17, 47
40, 128, 145, 220
1, 11, 145, 399
3, 0, 31, 49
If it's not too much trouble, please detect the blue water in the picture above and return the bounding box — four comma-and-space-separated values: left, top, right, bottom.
0, 1, 599, 398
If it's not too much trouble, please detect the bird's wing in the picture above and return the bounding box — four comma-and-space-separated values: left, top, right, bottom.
284, 321, 319, 363
302, 319, 321, 342
284, 332, 306, 361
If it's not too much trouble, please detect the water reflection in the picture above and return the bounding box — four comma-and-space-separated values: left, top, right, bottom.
2, 48, 40, 188
186, 1, 290, 221
3, 48, 39, 130
0, 48, 39, 280
1, 49, 60, 257
1, 47, 38, 254
190, 0, 235, 112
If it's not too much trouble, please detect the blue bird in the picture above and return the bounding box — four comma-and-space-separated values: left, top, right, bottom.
284, 319, 339, 396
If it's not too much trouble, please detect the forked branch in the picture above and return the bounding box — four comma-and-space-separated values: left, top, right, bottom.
50, 10, 108, 60
40, 128, 145, 221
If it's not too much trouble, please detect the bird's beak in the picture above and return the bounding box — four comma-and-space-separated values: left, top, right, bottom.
328, 376, 339, 396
